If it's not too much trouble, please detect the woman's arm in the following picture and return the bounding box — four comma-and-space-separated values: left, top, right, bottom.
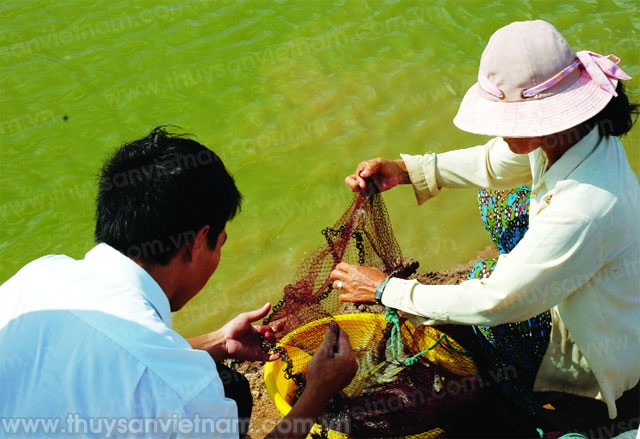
401, 137, 532, 205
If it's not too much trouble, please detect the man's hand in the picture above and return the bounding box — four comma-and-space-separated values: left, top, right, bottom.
187, 303, 284, 362
305, 321, 358, 401
266, 323, 357, 439
330, 262, 387, 303
345, 158, 410, 194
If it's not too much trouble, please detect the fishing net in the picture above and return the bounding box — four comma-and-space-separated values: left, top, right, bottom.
262, 193, 484, 438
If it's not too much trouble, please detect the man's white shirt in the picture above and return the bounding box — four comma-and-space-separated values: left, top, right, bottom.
0, 243, 238, 438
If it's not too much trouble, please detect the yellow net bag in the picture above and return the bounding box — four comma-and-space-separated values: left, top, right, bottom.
263, 194, 483, 438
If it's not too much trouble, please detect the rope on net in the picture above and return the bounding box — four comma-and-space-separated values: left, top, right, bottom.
385, 307, 472, 366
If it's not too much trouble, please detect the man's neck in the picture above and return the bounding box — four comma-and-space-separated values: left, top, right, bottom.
133, 259, 181, 311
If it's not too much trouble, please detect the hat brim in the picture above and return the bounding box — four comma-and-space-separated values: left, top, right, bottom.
453, 70, 615, 138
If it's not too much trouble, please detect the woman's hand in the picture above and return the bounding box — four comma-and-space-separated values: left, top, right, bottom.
345, 158, 410, 194
330, 262, 387, 303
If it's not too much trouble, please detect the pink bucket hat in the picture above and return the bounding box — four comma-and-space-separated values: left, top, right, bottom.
453, 20, 632, 138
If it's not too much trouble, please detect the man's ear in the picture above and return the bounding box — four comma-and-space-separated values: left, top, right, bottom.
183, 225, 211, 263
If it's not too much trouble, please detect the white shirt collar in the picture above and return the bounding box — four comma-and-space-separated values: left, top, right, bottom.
84, 243, 172, 327
542, 126, 601, 190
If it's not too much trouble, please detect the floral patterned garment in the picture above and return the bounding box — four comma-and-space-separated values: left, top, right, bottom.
468, 186, 552, 416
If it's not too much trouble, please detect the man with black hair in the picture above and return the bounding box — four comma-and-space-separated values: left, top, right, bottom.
0, 127, 357, 439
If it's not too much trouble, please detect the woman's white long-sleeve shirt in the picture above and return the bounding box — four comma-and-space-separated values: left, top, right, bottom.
383, 127, 640, 419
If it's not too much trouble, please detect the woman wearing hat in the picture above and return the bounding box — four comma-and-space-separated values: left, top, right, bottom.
330, 20, 639, 436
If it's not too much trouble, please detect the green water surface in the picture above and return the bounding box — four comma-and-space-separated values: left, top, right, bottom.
1, 0, 638, 336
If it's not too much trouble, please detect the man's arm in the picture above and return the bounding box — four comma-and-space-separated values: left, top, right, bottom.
187, 303, 282, 362
266, 322, 357, 439
189, 305, 357, 438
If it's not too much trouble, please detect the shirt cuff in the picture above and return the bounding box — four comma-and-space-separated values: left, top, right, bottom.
381, 277, 441, 325
400, 153, 441, 205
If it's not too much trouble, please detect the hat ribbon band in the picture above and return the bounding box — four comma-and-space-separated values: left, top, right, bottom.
478, 51, 632, 100
477, 69, 505, 99
522, 51, 632, 98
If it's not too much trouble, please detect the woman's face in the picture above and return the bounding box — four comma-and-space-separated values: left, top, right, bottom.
503, 137, 544, 155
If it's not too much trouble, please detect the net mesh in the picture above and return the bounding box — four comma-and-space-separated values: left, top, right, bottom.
263, 193, 483, 438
